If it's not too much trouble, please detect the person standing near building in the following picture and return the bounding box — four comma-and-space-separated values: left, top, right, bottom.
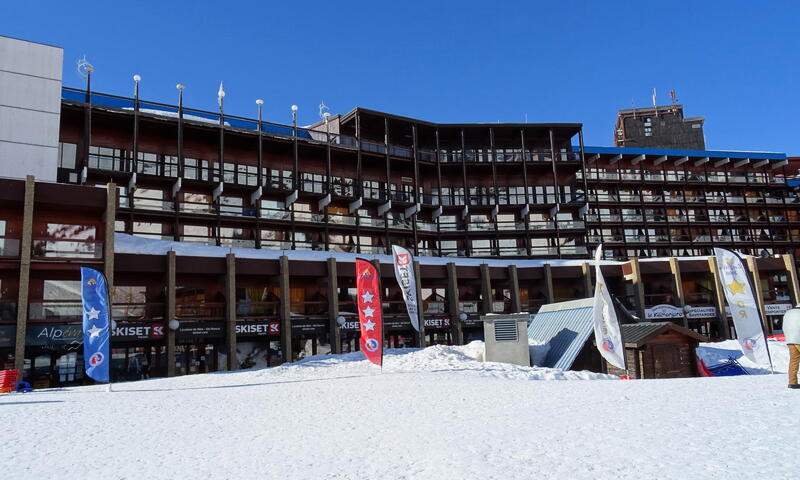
782, 307, 800, 389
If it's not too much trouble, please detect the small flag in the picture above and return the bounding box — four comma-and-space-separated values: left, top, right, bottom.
713, 248, 771, 367
592, 245, 626, 370
392, 245, 420, 332
80, 267, 111, 382
356, 259, 383, 366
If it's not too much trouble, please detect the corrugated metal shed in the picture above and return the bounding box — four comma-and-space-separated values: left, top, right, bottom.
527, 298, 594, 370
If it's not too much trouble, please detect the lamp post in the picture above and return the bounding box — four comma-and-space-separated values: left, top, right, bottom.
132, 75, 141, 173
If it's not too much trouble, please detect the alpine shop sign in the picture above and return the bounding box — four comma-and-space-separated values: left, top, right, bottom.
113, 322, 165, 341
644, 304, 717, 320
236, 321, 280, 336
724, 303, 792, 317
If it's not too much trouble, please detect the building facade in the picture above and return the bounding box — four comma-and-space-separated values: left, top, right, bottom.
614, 105, 705, 150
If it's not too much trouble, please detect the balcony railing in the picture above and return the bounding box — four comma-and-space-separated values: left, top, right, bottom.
175, 302, 225, 319
28, 301, 82, 321
112, 302, 165, 320
236, 301, 279, 318
32, 240, 103, 259
260, 208, 291, 221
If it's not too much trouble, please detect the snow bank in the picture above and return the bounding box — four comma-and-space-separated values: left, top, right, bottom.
697, 338, 790, 374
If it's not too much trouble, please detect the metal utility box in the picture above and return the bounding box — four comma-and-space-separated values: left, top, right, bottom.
481, 313, 531, 367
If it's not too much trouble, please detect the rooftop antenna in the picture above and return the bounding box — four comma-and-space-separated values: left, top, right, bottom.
652, 88, 658, 117
631, 98, 636, 119
670, 89, 677, 105
319, 100, 329, 120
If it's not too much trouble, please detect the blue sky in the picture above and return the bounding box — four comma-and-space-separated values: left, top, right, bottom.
2, 1, 799, 153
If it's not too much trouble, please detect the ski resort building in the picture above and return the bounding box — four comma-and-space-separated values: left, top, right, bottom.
2, 35, 800, 387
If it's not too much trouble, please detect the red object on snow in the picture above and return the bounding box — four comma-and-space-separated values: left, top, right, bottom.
768, 334, 786, 342
696, 356, 713, 377
356, 259, 383, 367
0, 369, 20, 393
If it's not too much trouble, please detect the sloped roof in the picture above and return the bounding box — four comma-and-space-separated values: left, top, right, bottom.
527, 298, 594, 370
621, 322, 708, 348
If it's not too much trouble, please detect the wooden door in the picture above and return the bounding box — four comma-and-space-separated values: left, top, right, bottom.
652, 344, 683, 378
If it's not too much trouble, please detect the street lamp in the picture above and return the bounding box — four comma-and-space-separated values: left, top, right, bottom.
336, 315, 346, 327
459, 312, 468, 322
168, 319, 180, 330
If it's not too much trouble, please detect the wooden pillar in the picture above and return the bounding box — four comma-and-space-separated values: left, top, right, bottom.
629, 258, 646, 320
480, 263, 492, 315
581, 262, 593, 298
413, 260, 426, 347
446, 262, 464, 345
543, 263, 555, 304
327, 257, 341, 354
782, 254, 800, 307
14, 175, 35, 371
225, 253, 237, 371
669, 258, 687, 328
508, 265, 521, 313
708, 256, 732, 340
746, 256, 771, 334
166, 250, 176, 377
104, 182, 116, 292
279, 255, 292, 363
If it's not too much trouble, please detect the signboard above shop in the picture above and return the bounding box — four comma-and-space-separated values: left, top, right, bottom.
236, 321, 280, 336
645, 304, 717, 320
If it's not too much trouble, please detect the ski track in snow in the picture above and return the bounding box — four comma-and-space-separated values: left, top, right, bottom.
1, 342, 797, 479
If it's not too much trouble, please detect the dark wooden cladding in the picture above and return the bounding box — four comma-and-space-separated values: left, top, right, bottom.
116, 253, 166, 273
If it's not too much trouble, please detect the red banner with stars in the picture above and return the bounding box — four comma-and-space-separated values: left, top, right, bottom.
356, 259, 383, 366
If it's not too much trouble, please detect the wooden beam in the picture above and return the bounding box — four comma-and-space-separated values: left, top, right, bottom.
674, 156, 689, 166
653, 155, 668, 166
631, 154, 645, 165
707, 256, 731, 340
480, 264, 492, 315
414, 260, 426, 347
587, 153, 600, 164
327, 258, 341, 354
446, 262, 464, 345
629, 258, 646, 320
733, 158, 750, 168
746, 256, 771, 334
508, 265, 521, 313
166, 250, 177, 376
694, 157, 709, 167
279, 255, 292, 362
713, 158, 730, 168
225, 253, 237, 371
609, 154, 622, 164
781, 254, 800, 309
752, 159, 769, 168
543, 263, 555, 304
582, 262, 593, 298
13, 175, 34, 371
104, 182, 116, 293
772, 159, 788, 169
669, 258, 687, 328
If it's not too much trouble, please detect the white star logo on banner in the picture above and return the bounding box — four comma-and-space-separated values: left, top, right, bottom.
362, 306, 375, 318
86, 307, 100, 320
364, 319, 376, 331
88, 325, 103, 339
361, 291, 374, 304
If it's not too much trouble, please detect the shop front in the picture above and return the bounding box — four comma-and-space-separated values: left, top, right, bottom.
111, 321, 167, 381
175, 321, 226, 375
22, 323, 85, 388
236, 320, 281, 368
292, 318, 330, 360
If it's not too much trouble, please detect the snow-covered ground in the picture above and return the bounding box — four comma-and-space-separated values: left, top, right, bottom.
2, 342, 797, 479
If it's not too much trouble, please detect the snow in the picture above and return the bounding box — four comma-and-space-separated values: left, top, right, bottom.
697, 338, 790, 374
2, 343, 798, 479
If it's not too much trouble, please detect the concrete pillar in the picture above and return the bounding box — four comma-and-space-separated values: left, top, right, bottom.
708, 256, 731, 340
480, 263, 492, 315
669, 258, 687, 328
104, 182, 116, 292
629, 258, 646, 320
746, 256, 771, 334
413, 260, 426, 347
446, 262, 464, 345
279, 255, 292, 363
166, 250, 176, 376
508, 265, 521, 313
225, 253, 237, 371
543, 263, 555, 304
782, 254, 800, 307
327, 257, 341, 354
14, 175, 35, 371
581, 262, 593, 298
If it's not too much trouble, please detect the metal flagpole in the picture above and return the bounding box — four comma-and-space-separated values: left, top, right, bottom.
726, 248, 775, 374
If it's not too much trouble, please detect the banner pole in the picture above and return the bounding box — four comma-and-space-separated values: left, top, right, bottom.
725, 248, 775, 374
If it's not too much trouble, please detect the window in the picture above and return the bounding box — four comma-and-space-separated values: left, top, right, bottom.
58, 142, 77, 169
